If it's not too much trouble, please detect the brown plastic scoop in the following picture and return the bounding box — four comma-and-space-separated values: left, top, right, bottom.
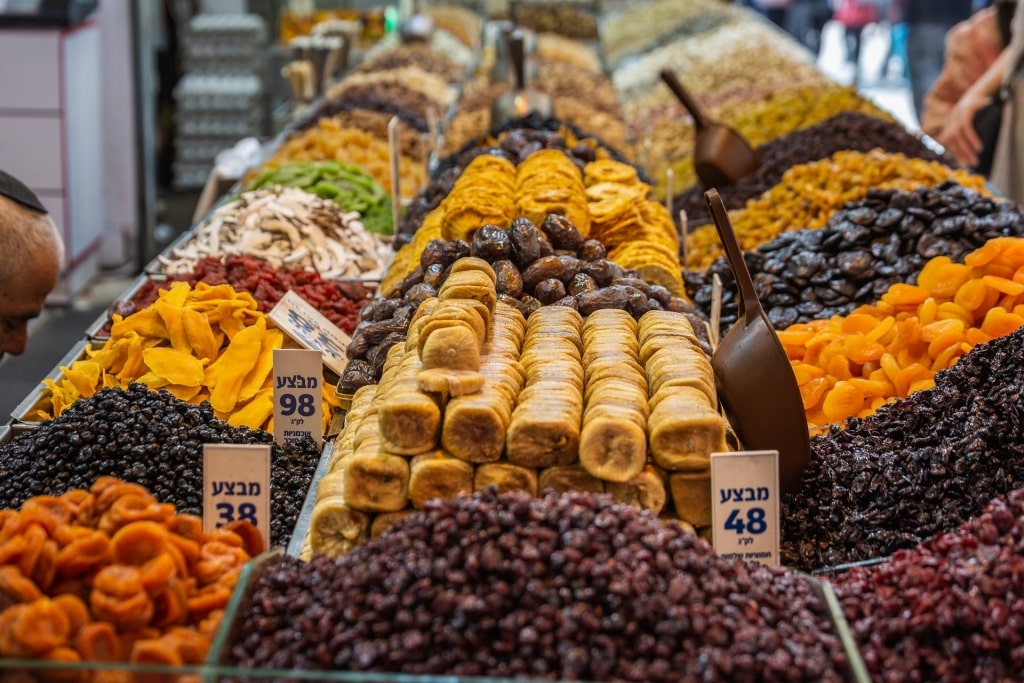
661, 69, 759, 188
491, 29, 552, 128
705, 189, 809, 495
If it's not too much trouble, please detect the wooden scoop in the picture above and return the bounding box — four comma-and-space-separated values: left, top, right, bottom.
490, 29, 552, 128
661, 69, 760, 188
705, 189, 809, 495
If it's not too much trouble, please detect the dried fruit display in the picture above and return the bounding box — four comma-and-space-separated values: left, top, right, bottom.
600, 0, 742, 68
536, 32, 603, 73
159, 187, 391, 279
782, 324, 1024, 569
354, 42, 468, 83
38, 281, 341, 432
252, 119, 427, 201
103, 254, 372, 337
686, 183, 1024, 332
231, 489, 848, 681
243, 160, 393, 235
0, 383, 320, 547
0, 478, 259, 667
318, 297, 724, 554
423, 5, 482, 50
674, 111, 954, 228
781, 238, 1024, 428
685, 151, 991, 269
348, 216, 706, 393
516, 2, 598, 40
832, 489, 1024, 681
323, 66, 457, 114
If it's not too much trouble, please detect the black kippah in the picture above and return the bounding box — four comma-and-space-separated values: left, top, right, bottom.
0, 169, 47, 214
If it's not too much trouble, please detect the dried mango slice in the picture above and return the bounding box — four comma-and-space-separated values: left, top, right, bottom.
142, 347, 204, 387
208, 317, 266, 413
227, 388, 274, 430
238, 328, 283, 403
154, 300, 190, 354
182, 307, 219, 363
109, 309, 168, 340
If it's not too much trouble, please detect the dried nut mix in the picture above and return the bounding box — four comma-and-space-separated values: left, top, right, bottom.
782, 237, 1024, 428
160, 187, 391, 280
685, 150, 992, 270
40, 281, 342, 432
0, 478, 259, 666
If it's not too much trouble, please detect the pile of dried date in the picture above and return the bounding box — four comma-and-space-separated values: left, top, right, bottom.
230, 489, 848, 681
341, 213, 709, 392
781, 325, 1024, 570
831, 488, 1024, 681
686, 182, 1024, 332
674, 111, 953, 228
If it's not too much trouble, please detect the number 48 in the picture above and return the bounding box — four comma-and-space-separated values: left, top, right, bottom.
725, 507, 767, 535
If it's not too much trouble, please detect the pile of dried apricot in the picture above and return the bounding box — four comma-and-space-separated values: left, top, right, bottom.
0, 477, 259, 676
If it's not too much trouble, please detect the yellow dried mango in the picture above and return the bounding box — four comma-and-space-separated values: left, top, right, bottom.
208, 317, 266, 414
227, 388, 274, 430
182, 307, 219, 362
142, 347, 205, 387
239, 328, 283, 403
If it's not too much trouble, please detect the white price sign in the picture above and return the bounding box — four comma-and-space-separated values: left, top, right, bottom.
710, 450, 779, 567
203, 443, 272, 549
273, 348, 324, 448
268, 290, 351, 376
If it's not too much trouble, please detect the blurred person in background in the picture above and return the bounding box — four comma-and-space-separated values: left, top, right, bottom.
752, 0, 794, 29
934, 1, 1024, 200
904, 0, 975, 118
0, 170, 63, 362
833, 0, 881, 84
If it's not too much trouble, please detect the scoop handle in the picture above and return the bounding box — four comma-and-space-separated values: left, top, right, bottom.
706, 189, 761, 326
660, 69, 707, 131
510, 30, 526, 90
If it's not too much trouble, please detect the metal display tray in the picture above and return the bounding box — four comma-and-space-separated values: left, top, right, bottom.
8, 338, 90, 426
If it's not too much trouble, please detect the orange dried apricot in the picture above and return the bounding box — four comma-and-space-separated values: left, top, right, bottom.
55, 531, 112, 579
185, 585, 232, 619
221, 520, 265, 557
111, 521, 168, 566
98, 495, 174, 536
915, 257, 970, 298
822, 381, 864, 422
58, 490, 95, 526
165, 514, 204, 544
74, 622, 121, 662
138, 553, 177, 595
151, 578, 189, 629
52, 594, 89, 637
7, 598, 71, 656
36, 646, 86, 683
0, 565, 43, 604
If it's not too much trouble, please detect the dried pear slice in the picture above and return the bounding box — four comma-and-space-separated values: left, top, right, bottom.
578, 414, 647, 483
409, 451, 475, 508
474, 462, 539, 496
670, 470, 712, 527
605, 465, 668, 514
420, 324, 482, 371
344, 453, 411, 512
310, 494, 370, 557
442, 396, 508, 463
538, 465, 604, 495
378, 391, 441, 455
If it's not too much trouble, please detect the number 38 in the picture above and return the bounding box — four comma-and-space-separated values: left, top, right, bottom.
216, 502, 258, 526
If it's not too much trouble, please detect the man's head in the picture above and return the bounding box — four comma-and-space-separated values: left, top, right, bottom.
0, 181, 63, 361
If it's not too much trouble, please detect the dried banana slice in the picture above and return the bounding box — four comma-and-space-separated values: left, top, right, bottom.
409, 450, 475, 508
538, 465, 604, 495
670, 470, 712, 528
474, 462, 539, 496
309, 494, 370, 557
344, 452, 411, 512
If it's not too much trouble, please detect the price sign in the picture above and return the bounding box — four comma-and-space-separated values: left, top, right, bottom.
203, 443, 272, 549
268, 290, 351, 376
710, 450, 779, 567
273, 348, 324, 448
